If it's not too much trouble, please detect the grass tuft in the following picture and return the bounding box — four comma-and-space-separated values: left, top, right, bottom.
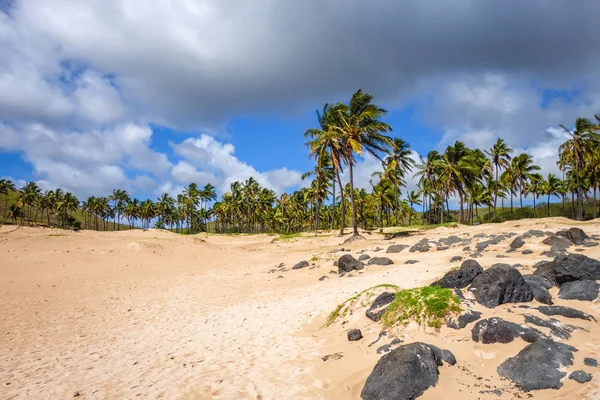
279, 232, 302, 240
324, 284, 400, 327
381, 286, 461, 329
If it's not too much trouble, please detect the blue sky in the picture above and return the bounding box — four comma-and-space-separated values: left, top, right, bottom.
1, 1, 599, 202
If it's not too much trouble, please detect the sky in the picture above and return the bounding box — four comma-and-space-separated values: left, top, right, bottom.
1, 0, 600, 202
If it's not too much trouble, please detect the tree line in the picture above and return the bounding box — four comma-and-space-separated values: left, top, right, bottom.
1, 90, 599, 234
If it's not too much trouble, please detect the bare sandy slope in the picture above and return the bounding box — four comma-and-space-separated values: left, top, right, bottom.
1, 218, 600, 399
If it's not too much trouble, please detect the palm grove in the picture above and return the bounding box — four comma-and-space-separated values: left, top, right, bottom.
1, 91, 600, 234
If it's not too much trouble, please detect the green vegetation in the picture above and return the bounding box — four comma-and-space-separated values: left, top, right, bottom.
381, 286, 462, 329
278, 232, 302, 240
1, 97, 598, 234
324, 284, 400, 327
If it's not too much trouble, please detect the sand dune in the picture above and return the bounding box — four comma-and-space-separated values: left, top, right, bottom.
1, 218, 599, 399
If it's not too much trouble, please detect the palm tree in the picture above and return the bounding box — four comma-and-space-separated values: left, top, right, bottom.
384, 138, 415, 224
305, 102, 348, 236
20, 182, 41, 224
539, 173, 560, 217
0, 178, 16, 216
485, 139, 513, 222
371, 177, 395, 228
182, 183, 200, 232
124, 198, 140, 228
511, 153, 540, 218
406, 190, 421, 225
156, 193, 175, 229
109, 189, 130, 230
437, 142, 481, 224
525, 173, 543, 218
337, 89, 393, 236
39, 190, 56, 226
303, 151, 334, 231
415, 151, 442, 224
558, 118, 599, 220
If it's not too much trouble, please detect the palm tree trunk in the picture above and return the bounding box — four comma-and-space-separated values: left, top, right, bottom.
593, 186, 597, 220
547, 194, 551, 217
510, 187, 514, 220
533, 194, 536, 217
348, 164, 359, 236
519, 191, 523, 219
459, 192, 464, 224
493, 165, 498, 222
336, 170, 345, 236
330, 176, 336, 230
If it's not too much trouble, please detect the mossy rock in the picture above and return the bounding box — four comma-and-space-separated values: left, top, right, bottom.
381, 286, 462, 329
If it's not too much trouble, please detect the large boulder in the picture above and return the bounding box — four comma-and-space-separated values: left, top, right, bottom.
361, 342, 454, 400
557, 227, 589, 245
497, 340, 577, 391
337, 254, 364, 274
386, 244, 409, 254
558, 280, 599, 301
368, 257, 394, 266
430, 259, 483, 289
532, 260, 557, 285
471, 318, 545, 344
553, 254, 600, 285
522, 274, 553, 305
542, 235, 572, 251
366, 292, 396, 322
469, 265, 534, 308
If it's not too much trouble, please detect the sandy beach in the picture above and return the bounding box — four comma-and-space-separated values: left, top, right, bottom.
2, 218, 600, 399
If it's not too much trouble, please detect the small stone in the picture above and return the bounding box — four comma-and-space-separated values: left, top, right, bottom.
386, 244, 409, 253
347, 329, 363, 341
322, 353, 344, 361
319, 276, 328, 281
569, 370, 592, 383
584, 358, 599, 367
368, 257, 394, 266
522, 249, 533, 255
404, 260, 419, 264
292, 260, 309, 270
450, 256, 463, 262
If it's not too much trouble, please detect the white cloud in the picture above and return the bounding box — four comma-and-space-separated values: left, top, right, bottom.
171, 161, 217, 185
171, 134, 303, 194
0, 122, 173, 198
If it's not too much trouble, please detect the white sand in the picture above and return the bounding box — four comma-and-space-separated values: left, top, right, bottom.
1, 217, 599, 399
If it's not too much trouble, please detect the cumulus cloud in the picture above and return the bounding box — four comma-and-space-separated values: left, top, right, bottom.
1, 0, 600, 201
171, 134, 303, 194
2, 0, 599, 129
0, 123, 172, 197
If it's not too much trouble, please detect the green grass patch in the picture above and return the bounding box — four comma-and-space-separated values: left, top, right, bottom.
324, 284, 400, 327
278, 232, 302, 240
381, 286, 461, 329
